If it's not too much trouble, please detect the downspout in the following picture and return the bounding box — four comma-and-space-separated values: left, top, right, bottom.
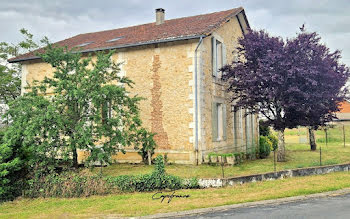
194, 36, 203, 165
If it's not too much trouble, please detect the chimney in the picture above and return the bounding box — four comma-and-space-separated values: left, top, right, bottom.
155, 8, 165, 25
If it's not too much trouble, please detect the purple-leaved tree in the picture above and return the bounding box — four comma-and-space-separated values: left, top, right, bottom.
222, 28, 349, 161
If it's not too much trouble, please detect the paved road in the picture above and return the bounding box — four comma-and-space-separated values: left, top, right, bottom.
179, 193, 350, 219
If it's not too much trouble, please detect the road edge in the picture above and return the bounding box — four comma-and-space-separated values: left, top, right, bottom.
138, 188, 350, 219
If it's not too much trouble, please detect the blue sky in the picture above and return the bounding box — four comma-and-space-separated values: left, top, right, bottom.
1, 0, 349, 65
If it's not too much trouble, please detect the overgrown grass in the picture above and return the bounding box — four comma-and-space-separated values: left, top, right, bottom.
1, 172, 350, 218
94, 141, 350, 179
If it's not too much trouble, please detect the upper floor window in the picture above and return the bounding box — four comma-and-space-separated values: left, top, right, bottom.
212, 37, 226, 78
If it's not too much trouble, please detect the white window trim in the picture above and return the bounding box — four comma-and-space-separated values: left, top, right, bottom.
212, 37, 226, 79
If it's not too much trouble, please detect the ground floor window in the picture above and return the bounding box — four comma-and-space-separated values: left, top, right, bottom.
212, 102, 226, 141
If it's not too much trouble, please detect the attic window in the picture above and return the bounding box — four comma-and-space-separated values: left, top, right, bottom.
106, 36, 124, 43
76, 42, 94, 47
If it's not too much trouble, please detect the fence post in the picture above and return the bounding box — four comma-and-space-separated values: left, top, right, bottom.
221, 158, 225, 179
343, 124, 346, 148
325, 129, 328, 147
320, 145, 322, 166
274, 150, 276, 172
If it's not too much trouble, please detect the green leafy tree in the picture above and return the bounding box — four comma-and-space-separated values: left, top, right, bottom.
3, 42, 145, 170
0, 29, 41, 124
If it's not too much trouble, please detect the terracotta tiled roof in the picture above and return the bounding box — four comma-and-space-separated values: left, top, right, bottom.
339, 101, 350, 113
9, 7, 245, 63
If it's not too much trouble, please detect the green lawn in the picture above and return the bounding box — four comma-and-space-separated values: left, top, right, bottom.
94, 141, 350, 179
1, 172, 350, 218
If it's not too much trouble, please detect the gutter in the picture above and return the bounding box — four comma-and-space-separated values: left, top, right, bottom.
194, 36, 204, 165
9, 35, 206, 63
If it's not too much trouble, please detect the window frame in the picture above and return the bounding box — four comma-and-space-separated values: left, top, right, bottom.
212, 37, 226, 79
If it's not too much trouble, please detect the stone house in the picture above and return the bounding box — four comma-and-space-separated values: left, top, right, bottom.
9, 7, 259, 164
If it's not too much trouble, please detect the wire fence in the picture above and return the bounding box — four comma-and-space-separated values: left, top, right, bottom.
284, 123, 349, 146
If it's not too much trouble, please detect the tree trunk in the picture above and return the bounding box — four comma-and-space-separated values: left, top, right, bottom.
147, 150, 152, 165
72, 146, 79, 169
277, 129, 286, 162
309, 127, 317, 151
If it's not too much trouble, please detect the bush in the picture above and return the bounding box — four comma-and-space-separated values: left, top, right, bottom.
259, 136, 272, 159
24, 170, 115, 198
259, 120, 271, 136
184, 177, 200, 189
233, 152, 245, 164
268, 134, 278, 151
0, 128, 27, 202
108, 155, 184, 192
137, 129, 157, 164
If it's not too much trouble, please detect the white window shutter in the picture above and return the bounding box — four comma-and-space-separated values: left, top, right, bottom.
223, 104, 227, 140
211, 37, 217, 77
222, 43, 227, 66
212, 102, 218, 141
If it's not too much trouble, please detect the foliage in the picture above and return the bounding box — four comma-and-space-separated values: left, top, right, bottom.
259, 120, 271, 136
136, 128, 157, 164
0, 29, 39, 104
258, 136, 272, 159
222, 27, 349, 161
184, 177, 200, 189
108, 155, 184, 192
222, 28, 349, 131
0, 126, 29, 202
163, 153, 169, 165
24, 171, 115, 198
207, 152, 218, 162
0, 29, 43, 125
5, 95, 66, 173
268, 134, 278, 151
3, 43, 147, 169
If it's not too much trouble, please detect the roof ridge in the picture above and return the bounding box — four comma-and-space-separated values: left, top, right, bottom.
74, 7, 243, 37
9, 7, 246, 63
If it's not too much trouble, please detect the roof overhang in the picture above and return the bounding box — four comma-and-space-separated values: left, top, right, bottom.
8, 34, 207, 63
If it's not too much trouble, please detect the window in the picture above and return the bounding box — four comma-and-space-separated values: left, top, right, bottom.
106, 36, 124, 43
232, 106, 243, 147
212, 102, 227, 141
76, 42, 94, 47
212, 37, 226, 78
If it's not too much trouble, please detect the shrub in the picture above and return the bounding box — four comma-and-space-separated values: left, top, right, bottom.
24, 170, 115, 198
259, 120, 271, 136
108, 155, 183, 192
233, 152, 244, 165
184, 177, 200, 189
136, 129, 157, 165
0, 128, 27, 202
268, 134, 278, 151
259, 136, 272, 159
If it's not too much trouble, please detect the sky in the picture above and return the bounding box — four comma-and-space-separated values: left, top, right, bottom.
1, 0, 349, 65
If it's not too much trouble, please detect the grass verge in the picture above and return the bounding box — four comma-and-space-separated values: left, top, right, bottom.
1, 171, 350, 218
93, 142, 350, 179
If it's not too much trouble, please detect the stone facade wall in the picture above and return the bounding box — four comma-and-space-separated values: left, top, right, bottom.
20, 12, 259, 165
22, 40, 198, 164
198, 13, 259, 162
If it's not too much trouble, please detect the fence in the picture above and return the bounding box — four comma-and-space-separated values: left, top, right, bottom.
284, 122, 349, 146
